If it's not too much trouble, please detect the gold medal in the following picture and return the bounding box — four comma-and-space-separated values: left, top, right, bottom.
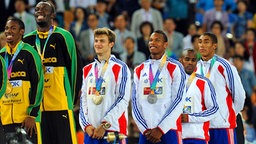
92, 95, 103, 105
6, 80, 13, 94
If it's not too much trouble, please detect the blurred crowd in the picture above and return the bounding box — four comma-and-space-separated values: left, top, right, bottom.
1, 0, 256, 143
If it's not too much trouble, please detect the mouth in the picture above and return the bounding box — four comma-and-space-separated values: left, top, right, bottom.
5, 34, 13, 41
149, 46, 157, 49
36, 14, 45, 21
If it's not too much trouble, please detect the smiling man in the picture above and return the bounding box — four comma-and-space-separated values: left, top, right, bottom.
132, 30, 186, 144
23, 1, 82, 144
196, 32, 245, 144
79, 27, 131, 144
0, 17, 44, 144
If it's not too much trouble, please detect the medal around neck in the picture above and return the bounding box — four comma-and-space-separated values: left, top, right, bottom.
6, 80, 13, 94
92, 91, 103, 105
147, 91, 157, 104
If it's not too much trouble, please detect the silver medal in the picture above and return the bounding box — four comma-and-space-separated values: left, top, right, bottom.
147, 94, 157, 104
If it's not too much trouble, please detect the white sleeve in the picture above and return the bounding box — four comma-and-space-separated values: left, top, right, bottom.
79, 69, 91, 131
131, 69, 148, 133
102, 65, 131, 125
157, 63, 186, 134
229, 65, 245, 114
189, 78, 219, 122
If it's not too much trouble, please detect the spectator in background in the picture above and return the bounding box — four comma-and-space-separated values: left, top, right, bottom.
69, 7, 88, 48
0, 0, 16, 32
210, 20, 230, 58
14, 0, 37, 35
79, 13, 99, 66
202, 0, 229, 34
95, 0, 110, 28
69, 0, 96, 14
163, 18, 183, 59
0, 32, 6, 49
233, 41, 252, 71
151, 0, 165, 16
137, 21, 154, 58
120, 36, 146, 74
232, 0, 253, 41
131, 0, 163, 38
106, 0, 120, 27
183, 23, 197, 50
113, 14, 136, 56
164, 0, 190, 35
243, 28, 256, 73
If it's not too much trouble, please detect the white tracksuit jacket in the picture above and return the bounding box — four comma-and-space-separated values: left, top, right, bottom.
132, 55, 186, 134
79, 55, 131, 135
196, 55, 245, 129
182, 74, 218, 141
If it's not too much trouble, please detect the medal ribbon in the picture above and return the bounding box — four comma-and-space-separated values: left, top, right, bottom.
200, 56, 216, 78
5, 41, 24, 79
186, 72, 196, 92
35, 26, 54, 61
149, 55, 167, 94
94, 61, 108, 92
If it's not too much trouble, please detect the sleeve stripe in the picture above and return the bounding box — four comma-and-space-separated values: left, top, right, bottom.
79, 96, 90, 126
158, 59, 186, 125
190, 75, 219, 117
104, 57, 127, 115
217, 57, 235, 100
131, 84, 148, 129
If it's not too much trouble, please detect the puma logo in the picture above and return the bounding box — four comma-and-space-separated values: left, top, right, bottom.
62, 114, 68, 119
49, 43, 56, 49
17, 59, 24, 64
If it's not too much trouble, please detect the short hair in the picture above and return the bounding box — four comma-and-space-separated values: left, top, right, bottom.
139, 0, 152, 4
94, 27, 116, 43
139, 21, 154, 36
125, 36, 135, 43
210, 20, 224, 32
191, 34, 200, 43
87, 13, 99, 20
201, 32, 218, 44
153, 30, 168, 42
233, 54, 244, 61
6, 17, 25, 30
246, 28, 256, 36
181, 48, 197, 58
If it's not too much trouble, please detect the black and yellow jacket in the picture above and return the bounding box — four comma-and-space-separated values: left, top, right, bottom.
23, 26, 82, 111
0, 41, 44, 125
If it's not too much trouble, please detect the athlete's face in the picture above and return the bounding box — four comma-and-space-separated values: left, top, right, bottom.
4, 20, 24, 46
34, 2, 54, 27
198, 35, 216, 60
148, 33, 167, 56
94, 34, 114, 56
180, 51, 197, 75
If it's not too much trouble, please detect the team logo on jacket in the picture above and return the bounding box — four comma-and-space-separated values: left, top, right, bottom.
45, 66, 53, 73
142, 73, 147, 77
17, 59, 24, 64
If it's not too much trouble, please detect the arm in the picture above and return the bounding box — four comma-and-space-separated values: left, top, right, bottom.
188, 78, 219, 122
0, 56, 7, 98
157, 62, 186, 134
229, 65, 245, 114
102, 64, 131, 127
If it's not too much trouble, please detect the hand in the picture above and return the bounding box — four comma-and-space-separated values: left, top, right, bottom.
147, 127, 162, 143
21, 117, 36, 137
85, 125, 95, 137
181, 113, 189, 123
92, 124, 105, 139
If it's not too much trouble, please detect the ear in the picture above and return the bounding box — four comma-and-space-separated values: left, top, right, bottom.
20, 29, 25, 36
109, 42, 115, 48
51, 13, 56, 19
213, 43, 217, 50
163, 42, 168, 50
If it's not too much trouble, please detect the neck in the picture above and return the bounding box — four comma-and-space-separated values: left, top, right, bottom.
202, 54, 214, 61
98, 53, 110, 62
8, 40, 20, 49
37, 25, 52, 32
127, 49, 134, 55
216, 7, 222, 11
151, 52, 165, 60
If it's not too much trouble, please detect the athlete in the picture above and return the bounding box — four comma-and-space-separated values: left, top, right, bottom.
179, 49, 218, 144
196, 32, 245, 144
132, 30, 186, 144
0, 17, 44, 144
79, 27, 131, 144
23, 1, 82, 143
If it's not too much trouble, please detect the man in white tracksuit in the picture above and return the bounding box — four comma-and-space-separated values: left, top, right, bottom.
179, 49, 218, 144
196, 32, 245, 144
132, 30, 186, 144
